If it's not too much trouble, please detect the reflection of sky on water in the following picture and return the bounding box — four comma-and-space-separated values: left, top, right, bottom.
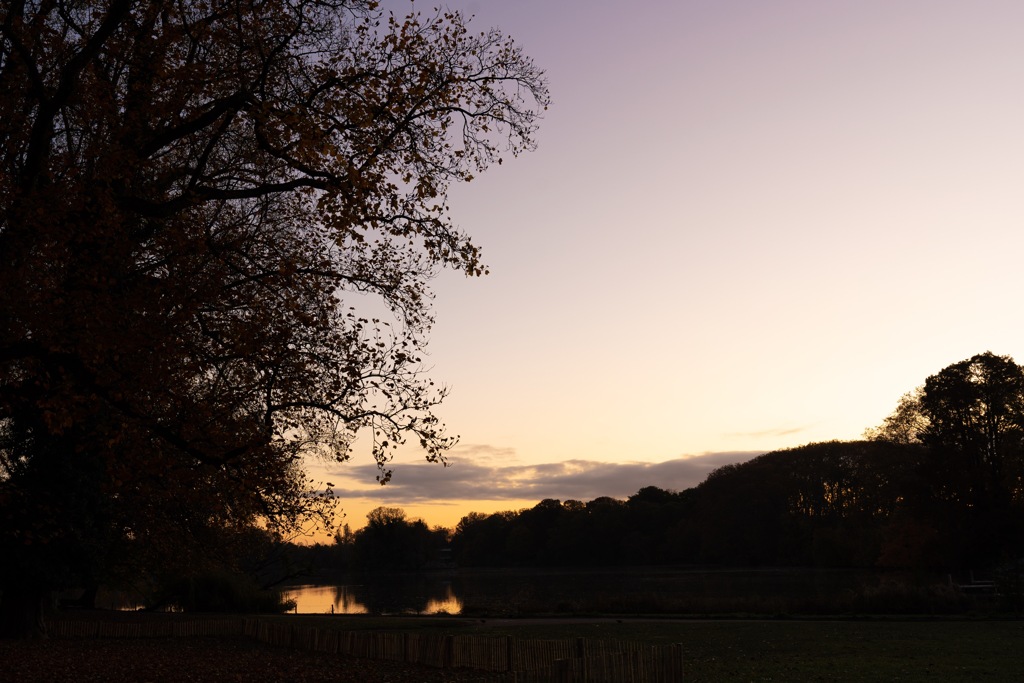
281, 583, 462, 615
281, 585, 368, 614
422, 585, 462, 615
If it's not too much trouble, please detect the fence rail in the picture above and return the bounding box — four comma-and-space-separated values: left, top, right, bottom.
50, 617, 684, 682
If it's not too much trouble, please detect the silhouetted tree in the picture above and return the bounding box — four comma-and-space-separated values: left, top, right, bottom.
690, 457, 802, 565
622, 488, 673, 558
869, 352, 1024, 566
919, 353, 1024, 498
918, 353, 1024, 564
864, 388, 927, 444
352, 507, 440, 571
682, 441, 925, 567
0, 0, 547, 636
453, 511, 515, 567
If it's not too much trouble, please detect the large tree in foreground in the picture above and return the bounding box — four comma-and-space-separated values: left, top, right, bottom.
0, 0, 547, 635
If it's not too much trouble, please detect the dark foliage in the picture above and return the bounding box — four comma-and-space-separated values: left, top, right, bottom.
0, 0, 547, 637
444, 441, 931, 570
304, 352, 1024, 577
335, 428, 1022, 575
434, 354, 1024, 572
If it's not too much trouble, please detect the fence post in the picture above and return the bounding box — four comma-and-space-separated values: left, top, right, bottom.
669, 642, 685, 682
552, 658, 572, 683
442, 634, 454, 669
505, 634, 514, 672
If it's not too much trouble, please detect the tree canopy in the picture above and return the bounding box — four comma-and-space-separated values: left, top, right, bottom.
0, 0, 548, 635
867, 351, 1024, 565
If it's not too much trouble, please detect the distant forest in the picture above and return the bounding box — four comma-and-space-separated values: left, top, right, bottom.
288, 351, 1024, 576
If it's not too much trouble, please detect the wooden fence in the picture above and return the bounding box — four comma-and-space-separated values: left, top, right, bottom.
50, 617, 684, 682
243, 620, 684, 682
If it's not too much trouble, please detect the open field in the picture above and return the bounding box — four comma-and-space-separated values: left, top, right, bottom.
8, 613, 1022, 682
458, 617, 1024, 682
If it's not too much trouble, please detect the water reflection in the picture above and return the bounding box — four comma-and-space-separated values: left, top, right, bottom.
280, 584, 368, 614
422, 584, 462, 615
333, 585, 369, 614
281, 579, 462, 615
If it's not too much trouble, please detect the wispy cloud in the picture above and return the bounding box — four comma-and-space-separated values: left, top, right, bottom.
446, 443, 519, 464
727, 426, 810, 439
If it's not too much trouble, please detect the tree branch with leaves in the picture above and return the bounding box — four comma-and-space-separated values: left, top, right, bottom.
0, 0, 548, 636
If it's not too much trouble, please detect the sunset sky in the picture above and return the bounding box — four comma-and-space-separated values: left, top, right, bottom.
312, 0, 1024, 533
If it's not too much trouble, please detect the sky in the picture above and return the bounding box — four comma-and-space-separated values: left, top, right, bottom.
310, 0, 1024, 534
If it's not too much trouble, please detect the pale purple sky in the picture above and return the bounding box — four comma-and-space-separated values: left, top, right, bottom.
315, 0, 1024, 531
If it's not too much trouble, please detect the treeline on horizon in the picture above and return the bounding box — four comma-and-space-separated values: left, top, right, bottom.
304, 439, 1014, 573
295, 351, 1024, 575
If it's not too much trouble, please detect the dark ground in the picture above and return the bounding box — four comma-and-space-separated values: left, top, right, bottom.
5, 612, 1023, 682
0, 636, 488, 683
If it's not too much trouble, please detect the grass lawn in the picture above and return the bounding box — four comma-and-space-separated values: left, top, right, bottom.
452, 618, 1024, 682
284, 614, 1024, 681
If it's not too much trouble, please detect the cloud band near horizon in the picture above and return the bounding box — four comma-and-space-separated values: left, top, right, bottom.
322, 449, 766, 507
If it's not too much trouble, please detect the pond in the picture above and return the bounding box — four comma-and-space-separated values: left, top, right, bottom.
281, 576, 463, 615
279, 568, 958, 616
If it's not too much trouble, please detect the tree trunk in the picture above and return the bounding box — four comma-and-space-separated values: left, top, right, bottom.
0, 586, 49, 639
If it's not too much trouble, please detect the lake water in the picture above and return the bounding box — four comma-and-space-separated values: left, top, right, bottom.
279, 568, 956, 616
281, 577, 463, 615
281, 568, 792, 616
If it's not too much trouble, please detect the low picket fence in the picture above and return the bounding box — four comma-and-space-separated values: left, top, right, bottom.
49, 617, 685, 682
244, 619, 685, 682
